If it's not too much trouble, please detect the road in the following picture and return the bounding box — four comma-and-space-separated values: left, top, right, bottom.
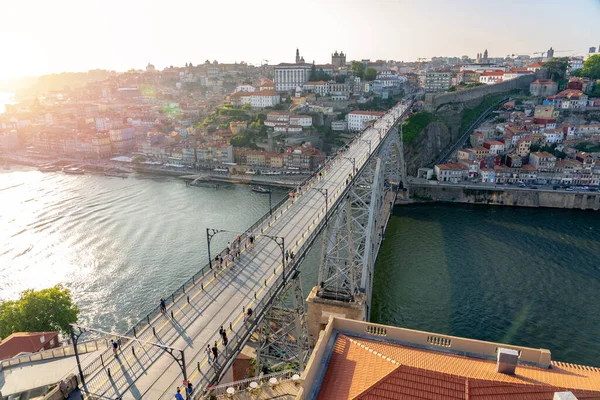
79, 103, 410, 400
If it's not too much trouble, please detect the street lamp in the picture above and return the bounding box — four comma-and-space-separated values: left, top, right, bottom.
261, 233, 286, 278
343, 157, 356, 175
358, 139, 372, 155
312, 188, 328, 227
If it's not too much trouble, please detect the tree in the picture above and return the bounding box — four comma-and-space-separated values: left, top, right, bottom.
364, 68, 377, 82
350, 61, 365, 79
574, 54, 600, 80
0, 285, 80, 337
542, 57, 569, 82
309, 62, 318, 81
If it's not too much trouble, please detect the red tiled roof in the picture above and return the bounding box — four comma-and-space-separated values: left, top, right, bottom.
0, 331, 60, 360
349, 110, 385, 116
316, 334, 600, 400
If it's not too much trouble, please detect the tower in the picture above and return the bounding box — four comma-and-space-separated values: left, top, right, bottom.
296, 48, 300, 63
483, 49, 488, 61
547, 47, 554, 59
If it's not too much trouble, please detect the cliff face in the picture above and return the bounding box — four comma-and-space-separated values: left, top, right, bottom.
404, 103, 464, 175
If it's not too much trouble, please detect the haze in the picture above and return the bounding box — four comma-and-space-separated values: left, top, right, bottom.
1, 0, 599, 79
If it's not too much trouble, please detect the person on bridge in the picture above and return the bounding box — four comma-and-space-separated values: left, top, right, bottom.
227, 242, 231, 254
285, 250, 289, 263
160, 298, 166, 314
111, 339, 119, 357
206, 345, 212, 362
174, 387, 184, 400
212, 342, 218, 361
187, 382, 194, 396
290, 250, 295, 260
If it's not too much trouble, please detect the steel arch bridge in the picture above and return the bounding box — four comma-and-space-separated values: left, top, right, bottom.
70, 100, 413, 400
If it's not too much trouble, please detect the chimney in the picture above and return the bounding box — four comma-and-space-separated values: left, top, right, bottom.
496, 348, 518, 374
554, 392, 579, 400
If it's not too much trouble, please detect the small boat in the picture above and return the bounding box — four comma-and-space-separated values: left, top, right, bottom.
63, 167, 85, 175
38, 165, 61, 172
251, 186, 271, 194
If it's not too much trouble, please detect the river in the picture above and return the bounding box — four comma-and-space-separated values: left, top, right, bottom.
372, 203, 600, 366
1, 168, 599, 366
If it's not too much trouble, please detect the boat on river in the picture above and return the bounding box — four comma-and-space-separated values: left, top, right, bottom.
38, 164, 61, 172
251, 186, 271, 194
63, 167, 85, 175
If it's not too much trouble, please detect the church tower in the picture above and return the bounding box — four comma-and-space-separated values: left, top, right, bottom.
296, 48, 300, 63
483, 49, 488, 61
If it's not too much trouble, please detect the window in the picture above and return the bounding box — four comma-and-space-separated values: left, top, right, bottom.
40, 335, 46, 343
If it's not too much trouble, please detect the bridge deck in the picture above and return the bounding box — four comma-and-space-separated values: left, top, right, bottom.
80, 103, 408, 400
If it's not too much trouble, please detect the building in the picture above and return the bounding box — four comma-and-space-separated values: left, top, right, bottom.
0, 130, 19, 150
230, 90, 281, 108
553, 89, 589, 109
299, 317, 600, 400
456, 70, 480, 84
331, 120, 348, 131
530, 79, 558, 97
331, 50, 346, 68
435, 163, 468, 182
274, 63, 312, 91
303, 81, 329, 95
568, 57, 584, 74
234, 84, 256, 93
479, 70, 504, 85
347, 110, 384, 131
483, 140, 505, 155
424, 70, 452, 92
529, 151, 557, 171
0, 331, 61, 361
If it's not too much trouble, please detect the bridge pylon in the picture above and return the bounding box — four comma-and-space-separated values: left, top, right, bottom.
255, 270, 310, 374
307, 126, 404, 346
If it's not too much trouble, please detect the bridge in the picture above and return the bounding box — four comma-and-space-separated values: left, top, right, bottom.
70, 100, 413, 399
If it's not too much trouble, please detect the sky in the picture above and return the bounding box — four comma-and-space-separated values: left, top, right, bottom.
0, 0, 599, 80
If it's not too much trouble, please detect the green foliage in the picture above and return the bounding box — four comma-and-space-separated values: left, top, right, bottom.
242, 104, 251, 111
132, 156, 147, 164
309, 63, 332, 82
351, 61, 365, 79
448, 86, 456, 92
335, 75, 347, 83
543, 57, 569, 82
586, 85, 600, 97
0, 285, 79, 337
575, 142, 600, 153
402, 112, 436, 144
364, 68, 377, 82
460, 94, 506, 132
574, 54, 600, 80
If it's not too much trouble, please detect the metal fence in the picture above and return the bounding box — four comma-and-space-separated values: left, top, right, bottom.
0, 337, 108, 369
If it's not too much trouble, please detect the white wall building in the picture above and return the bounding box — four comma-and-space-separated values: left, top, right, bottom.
479, 71, 504, 85
235, 84, 256, 93
249, 91, 280, 108
289, 115, 312, 127
274, 63, 312, 91
347, 110, 384, 131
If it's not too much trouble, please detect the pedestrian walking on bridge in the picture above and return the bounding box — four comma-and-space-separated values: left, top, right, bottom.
111, 339, 119, 357
206, 345, 212, 362
285, 250, 289, 263
160, 298, 166, 314
212, 342, 219, 361
174, 387, 184, 400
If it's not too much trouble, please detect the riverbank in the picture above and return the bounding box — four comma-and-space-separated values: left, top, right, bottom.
408, 182, 600, 211
179, 173, 307, 188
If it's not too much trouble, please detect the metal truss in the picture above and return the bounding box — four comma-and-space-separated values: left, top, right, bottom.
255, 271, 309, 374
317, 129, 404, 318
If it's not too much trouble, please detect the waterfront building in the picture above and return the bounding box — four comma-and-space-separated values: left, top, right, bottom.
0, 332, 61, 361
479, 70, 504, 85
529, 151, 557, 172
434, 163, 468, 182
347, 110, 385, 131
229, 90, 281, 108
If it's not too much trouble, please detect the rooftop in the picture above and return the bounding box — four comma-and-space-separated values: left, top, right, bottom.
0, 331, 60, 361
300, 318, 600, 400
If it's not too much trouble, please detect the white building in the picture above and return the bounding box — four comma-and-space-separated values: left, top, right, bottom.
249, 91, 280, 108
289, 115, 312, 127
347, 110, 384, 131
0, 130, 19, 150
460, 63, 506, 72
303, 81, 329, 95
234, 84, 256, 93
568, 57, 584, 74
231, 90, 280, 108
543, 129, 564, 144
331, 120, 348, 131
274, 63, 312, 91
479, 71, 504, 85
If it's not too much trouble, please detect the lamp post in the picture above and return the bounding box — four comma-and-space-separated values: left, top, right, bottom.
312, 188, 328, 227
358, 139, 372, 155
343, 157, 356, 175
262, 234, 286, 278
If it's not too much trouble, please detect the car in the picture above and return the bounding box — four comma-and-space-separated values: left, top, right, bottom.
566, 187, 574, 191
531, 186, 538, 189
